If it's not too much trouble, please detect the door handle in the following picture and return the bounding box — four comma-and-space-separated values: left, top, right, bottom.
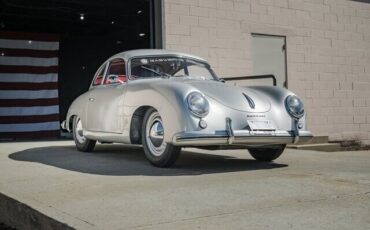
89, 98, 95, 102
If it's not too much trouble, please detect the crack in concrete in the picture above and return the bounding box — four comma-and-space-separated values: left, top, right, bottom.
27, 196, 98, 229
59, 209, 97, 228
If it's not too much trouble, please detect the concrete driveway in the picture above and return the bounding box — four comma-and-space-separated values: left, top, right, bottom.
0, 140, 369, 230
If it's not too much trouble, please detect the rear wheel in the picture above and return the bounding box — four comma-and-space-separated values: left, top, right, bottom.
142, 108, 181, 167
72, 116, 96, 152
248, 145, 286, 162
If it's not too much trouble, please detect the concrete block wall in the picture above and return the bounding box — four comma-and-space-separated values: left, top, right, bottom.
163, 0, 370, 144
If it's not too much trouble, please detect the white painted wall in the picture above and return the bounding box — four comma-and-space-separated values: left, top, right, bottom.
163, 0, 370, 145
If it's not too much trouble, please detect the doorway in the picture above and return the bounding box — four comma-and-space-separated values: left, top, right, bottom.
251, 34, 287, 88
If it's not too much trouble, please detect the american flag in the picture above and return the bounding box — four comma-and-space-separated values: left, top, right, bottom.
0, 31, 60, 138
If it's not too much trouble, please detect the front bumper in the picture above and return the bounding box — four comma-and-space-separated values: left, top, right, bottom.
172, 130, 313, 146
61, 120, 67, 131
172, 117, 313, 146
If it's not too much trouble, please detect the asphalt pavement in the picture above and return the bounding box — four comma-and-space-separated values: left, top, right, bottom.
0, 140, 369, 230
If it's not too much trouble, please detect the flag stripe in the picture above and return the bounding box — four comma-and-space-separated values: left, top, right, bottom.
0, 114, 59, 124
0, 73, 57, 83
0, 31, 59, 42
0, 39, 59, 50
0, 130, 60, 138
0, 121, 60, 132
0, 98, 59, 107
0, 90, 58, 99
0, 82, 58, 90
0, 48, 59, 58
0, 65, 58, 74
0, 56, 58, 67
0, 106, 59, 116
0, 31, 60, 138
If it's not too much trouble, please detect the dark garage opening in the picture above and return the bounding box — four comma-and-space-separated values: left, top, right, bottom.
0, 0, 161, 138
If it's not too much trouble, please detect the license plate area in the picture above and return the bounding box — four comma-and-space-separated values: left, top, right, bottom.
247, 120, 276, 131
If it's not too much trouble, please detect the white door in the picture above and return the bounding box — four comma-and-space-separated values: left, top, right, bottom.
252, 34, 287, 87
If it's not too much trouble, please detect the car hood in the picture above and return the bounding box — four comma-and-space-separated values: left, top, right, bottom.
185, 80, 271, 112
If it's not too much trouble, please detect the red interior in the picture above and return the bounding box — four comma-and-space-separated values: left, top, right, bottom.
105, 63, 127, 84
94, 75, 103, 85
118, 75, 127, 82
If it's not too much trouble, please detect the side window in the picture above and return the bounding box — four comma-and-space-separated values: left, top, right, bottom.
187, 60, 213, 79
173, 68, 185, 77
105, 59, 127, 84
93, 63, 106, 86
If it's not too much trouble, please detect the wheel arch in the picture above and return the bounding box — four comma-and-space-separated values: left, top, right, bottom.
130, 105, 153, 144
68, 115, 77, 131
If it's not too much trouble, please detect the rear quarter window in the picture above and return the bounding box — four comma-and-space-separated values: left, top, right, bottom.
93, 63, 107, 86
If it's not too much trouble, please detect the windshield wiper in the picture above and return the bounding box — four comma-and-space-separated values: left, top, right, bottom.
141, 66, 172, 78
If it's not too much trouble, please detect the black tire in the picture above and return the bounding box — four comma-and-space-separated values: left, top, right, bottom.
248, 145, 286, 162
72, 116, 96, 152
142, 108, 181, 167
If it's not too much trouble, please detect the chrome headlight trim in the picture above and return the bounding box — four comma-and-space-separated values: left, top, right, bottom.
285, 95, 305, 119
187, 92, 210, 118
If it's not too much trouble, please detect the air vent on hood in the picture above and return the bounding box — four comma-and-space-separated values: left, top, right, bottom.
243, 93, 255, 109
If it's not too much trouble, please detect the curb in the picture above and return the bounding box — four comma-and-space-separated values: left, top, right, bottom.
0, 193, 74, 230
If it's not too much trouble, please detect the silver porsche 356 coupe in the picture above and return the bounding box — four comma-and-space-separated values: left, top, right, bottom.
62, 49, 312, 167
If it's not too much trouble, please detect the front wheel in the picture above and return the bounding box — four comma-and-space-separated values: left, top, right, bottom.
142, 108, 181, 167
248, 145, 286, 162
72, 116, 96, 152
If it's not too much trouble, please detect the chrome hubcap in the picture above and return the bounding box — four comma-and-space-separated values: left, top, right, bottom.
149, 121, 164, 147
146, 112, 167, 156
75, 118, 86, 143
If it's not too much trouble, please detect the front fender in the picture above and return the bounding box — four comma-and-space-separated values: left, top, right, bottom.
124, 80, 199, 143
246, 86, 308, 131
65, 92, 89, 132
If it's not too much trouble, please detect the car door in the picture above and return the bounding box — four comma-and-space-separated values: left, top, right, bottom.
86, 58, 128, 133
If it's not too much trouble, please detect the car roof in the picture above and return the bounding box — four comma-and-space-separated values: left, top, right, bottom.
109, 49, 208, 63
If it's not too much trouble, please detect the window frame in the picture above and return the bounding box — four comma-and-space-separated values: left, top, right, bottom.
185, 59, 215, 79
127, 55, 218, 81
91, 62, 108, 87
104, 58, 127, 85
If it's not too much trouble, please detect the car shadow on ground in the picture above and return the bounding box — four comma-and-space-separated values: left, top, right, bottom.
9, 144, 287, 176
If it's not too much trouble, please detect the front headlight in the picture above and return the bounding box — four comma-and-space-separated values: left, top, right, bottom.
285, 95, 304, 119
187, 92, 209, 117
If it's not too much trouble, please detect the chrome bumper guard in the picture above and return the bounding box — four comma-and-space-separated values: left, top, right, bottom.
172, 117, 313, 146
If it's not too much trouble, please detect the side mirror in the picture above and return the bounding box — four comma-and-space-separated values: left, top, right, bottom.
219, 78, 226, 83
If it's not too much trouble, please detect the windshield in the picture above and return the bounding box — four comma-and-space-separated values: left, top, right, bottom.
130, 56, 217, 80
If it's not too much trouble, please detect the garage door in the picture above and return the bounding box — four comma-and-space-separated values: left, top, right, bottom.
0, 0, 162, 139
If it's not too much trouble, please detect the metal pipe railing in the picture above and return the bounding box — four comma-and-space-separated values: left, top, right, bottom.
221, 74, 277, 86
